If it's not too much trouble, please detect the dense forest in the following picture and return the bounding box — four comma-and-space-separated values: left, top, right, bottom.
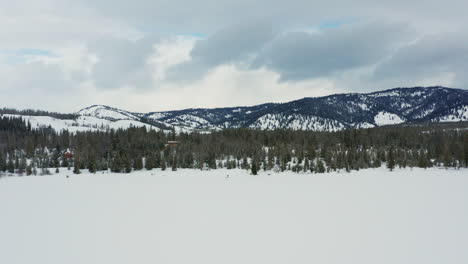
0, 115, 467, 176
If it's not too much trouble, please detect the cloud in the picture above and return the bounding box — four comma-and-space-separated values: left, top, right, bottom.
166, 21, 276, 81
0, 0, 467, 113
70, 0, 468, 34
88, 36, 159, 89
373, 32, 468, 87
121, 65, 341, 112
167, 21, 415, 83
0, 0, 140, 51
253, 21, 414, 81
0, 61, 84, 111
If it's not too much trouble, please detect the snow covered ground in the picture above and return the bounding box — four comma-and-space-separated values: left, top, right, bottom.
374, 111, 405, 126
2, 114, 158, 133
1, 168, 468, 264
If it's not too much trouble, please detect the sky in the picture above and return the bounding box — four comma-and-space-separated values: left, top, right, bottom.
0, 0, 467, 113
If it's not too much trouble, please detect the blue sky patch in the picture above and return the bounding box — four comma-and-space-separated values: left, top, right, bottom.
318, 19, 352, 29
0, 48, 56, 65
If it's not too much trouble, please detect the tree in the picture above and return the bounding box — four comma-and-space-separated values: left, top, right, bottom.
134, 155, 143, 170
7, 156, 15, 173
316, 160, 325, 173
111, 153, 123, 173
464, 132, 468, 167
18, 157, 27, 175
241, 156, 248, 170
73, 154, 81, 174
122, 154, 132, 173
52, 146, 61, 169
26, 164, 33, 176
145, 153, 154, 170
442, 147, 452, 168
251, 160, 258, 175
0, 154, 5, 172
387, 146, 395, 171
88, 155, 97, 173
418, 151, 430, 168
171, 156, 177, 171
160, 156, 167, 171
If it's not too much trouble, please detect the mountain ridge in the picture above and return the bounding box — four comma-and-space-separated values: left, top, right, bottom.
75, 86, 468, 132
2, 86, 467, 133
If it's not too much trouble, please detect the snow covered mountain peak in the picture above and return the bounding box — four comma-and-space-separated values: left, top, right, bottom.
136, 86, 467, 131
78, 105, 142, 121
7, 86, 467, 133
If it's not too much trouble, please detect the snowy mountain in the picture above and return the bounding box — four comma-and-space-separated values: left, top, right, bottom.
78, 105, 143, 121
3, 86, 467, 133
2, 114, 159, 133
138, 86, 468, 131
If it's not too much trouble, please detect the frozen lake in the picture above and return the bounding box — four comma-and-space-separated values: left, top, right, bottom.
1, 168, 467, 264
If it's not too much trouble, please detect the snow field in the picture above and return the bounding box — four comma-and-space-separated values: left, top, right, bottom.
1, 168, 468, 264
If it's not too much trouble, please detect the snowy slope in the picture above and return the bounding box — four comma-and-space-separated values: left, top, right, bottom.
4, 114, 159, 133
140, 86, 467, 131
249, 113, 346, 131
78, 105, 141, 121
1, 167, 468, 264
5, 86, 467, 133
374, 111, 405, 126
431, 105, 468, 122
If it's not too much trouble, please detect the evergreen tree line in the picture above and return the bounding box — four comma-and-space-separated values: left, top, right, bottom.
0, 108, 78, 120
0, 116, 467, 176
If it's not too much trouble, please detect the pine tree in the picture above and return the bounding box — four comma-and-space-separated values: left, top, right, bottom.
88, 155, 97, 173
373, 157, 381, 168
122, 154, 132, 173
387, 146, 395, 171
241, 156, 248, 170
161, 156, 167, 171
316, 160, 325, 173
443, 147, 452, 168
464, 133, 468, 167
97, 158, 108, 171
73, 154, 81, 174
0, 154, 5, 172
7, 157, 15, 173
267, 156, 273, 171
52, 146, 61, 169
418, 151, 429, 169
18, 157, 27, 175
26, 165, 33, 176
154, 151, 161, 168
309, 159, 315, 173
145, 153, 154, 170
251, 160, 258, 175
171, 156, 177, 171
134, 155, 143, 170
111, 153, 122, 173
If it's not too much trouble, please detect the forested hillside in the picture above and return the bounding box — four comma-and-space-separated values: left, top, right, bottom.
83, 86, 468, 132
0, 115, 467, 176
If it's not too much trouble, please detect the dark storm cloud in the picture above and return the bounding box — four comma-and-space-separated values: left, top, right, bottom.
373, 33, 468, 86
252, 21, 414, 81
72, 0, 467, 89
168, 21, 415, 82
73, 0, 468, 34
190, 21, 275, 67
167, 21, 276, 80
